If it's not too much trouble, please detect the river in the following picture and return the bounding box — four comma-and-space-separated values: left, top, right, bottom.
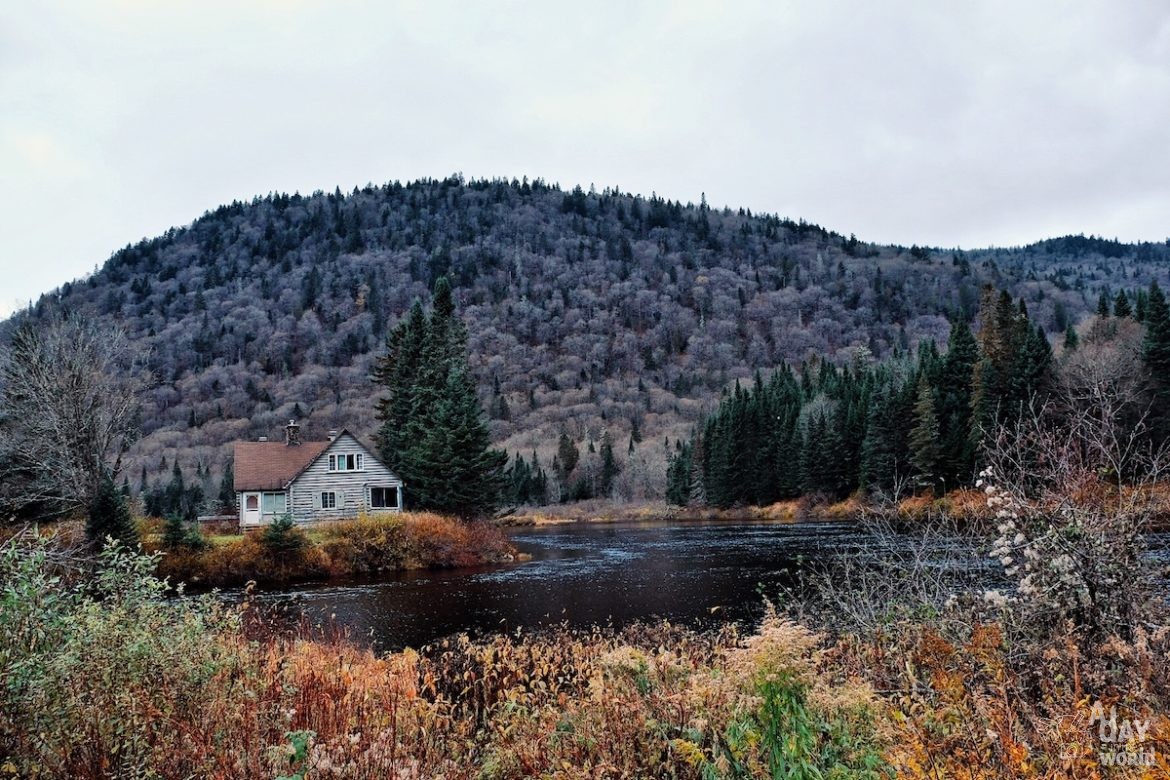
238, 520, 941, 651
236, 520, 1170, 652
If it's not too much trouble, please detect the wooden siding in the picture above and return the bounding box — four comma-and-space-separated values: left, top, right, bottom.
287, 433, 403, 523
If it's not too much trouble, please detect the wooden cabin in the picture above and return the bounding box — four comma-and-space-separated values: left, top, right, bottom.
232, 422, 403, 529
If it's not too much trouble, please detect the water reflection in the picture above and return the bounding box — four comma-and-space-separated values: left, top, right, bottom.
230, 520, 1170, 652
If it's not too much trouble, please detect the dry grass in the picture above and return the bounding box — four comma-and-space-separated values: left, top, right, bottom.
151, 512, 517, 588
509, 485, 1170, 530
4, 529, 1169, 778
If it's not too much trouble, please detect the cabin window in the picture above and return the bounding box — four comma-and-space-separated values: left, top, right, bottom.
370, 487, 398, 509
245, 495, 259, 510
328, 453, 363, 472
261, 492, 286, 514
321, 491, 337, 509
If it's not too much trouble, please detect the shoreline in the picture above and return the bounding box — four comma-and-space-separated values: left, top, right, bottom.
150, 512, 522, 590
504, 487, 1170, 530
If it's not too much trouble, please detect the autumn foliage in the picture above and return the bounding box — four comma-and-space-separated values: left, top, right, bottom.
151, 512, 516, 588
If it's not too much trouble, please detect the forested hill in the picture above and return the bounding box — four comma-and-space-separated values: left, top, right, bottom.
7, 176, 1169, 495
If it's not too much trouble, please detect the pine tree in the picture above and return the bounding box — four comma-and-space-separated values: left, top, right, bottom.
557, 433, 579, 480
1114, 290, 1133, 318
598, 433, 619, 497
373, 299, 428, 479
373, 277, 505, 517
1144, 281, 1170, 381
1064, 323, 1079, 352
218, 462, 235, 514
1097, 290, 1111, 317
665, 441, 693, 506
909, 374, 944, 494
937, 318, 978, 486
87, 473, 138, 549
1143, 281, 1170, 443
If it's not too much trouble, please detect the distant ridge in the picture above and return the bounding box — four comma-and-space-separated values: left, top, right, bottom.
7, 175, 1168, 488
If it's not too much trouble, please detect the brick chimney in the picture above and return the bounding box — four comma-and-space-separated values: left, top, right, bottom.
285, 420, 301, 446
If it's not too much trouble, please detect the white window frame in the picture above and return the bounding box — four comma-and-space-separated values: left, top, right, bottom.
328, 453, 364, 473
320, 491, 337, 509
260, 492, 286, 515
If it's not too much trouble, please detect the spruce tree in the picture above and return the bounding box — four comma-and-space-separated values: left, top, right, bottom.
218, 462, 235, 514
598, 433, 619, 497
1143, 281, 1170, 443
557, 433, 580, 481
1143, 281, 1170, 381
1114, 290, 1133, 318
1097, 290, 1111, 317
909, 374, 944, 494
1064, 323, 1079, 352
665, 441, 693, 506
937, 318, 978, 486
373, 276, 506, 517
87, 473, 138, 549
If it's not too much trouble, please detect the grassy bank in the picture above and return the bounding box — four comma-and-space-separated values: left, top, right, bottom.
2, 535, 1168, 778
504, 492, 980, 526
148, 512, 519, 588
506, 485, 1170, 529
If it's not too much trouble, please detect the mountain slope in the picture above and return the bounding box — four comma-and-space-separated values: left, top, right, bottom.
8, 175, 1168, 497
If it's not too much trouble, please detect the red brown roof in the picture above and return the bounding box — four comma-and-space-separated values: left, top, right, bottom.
233, 440, 331, 492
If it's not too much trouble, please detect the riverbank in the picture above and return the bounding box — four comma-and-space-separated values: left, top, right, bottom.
149, 512, 520, 589
506, 484, 1170, 529
504, 490, 989, 526
2, 536, 1167, 778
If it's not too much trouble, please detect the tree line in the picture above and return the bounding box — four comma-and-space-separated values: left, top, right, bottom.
7, 175, 1167, 502
668, 282, 1170, 507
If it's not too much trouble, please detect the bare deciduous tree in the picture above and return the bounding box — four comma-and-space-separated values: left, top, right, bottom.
0, 316, 149, 519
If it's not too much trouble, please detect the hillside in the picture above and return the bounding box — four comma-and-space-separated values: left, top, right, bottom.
6, 175, 1169, 500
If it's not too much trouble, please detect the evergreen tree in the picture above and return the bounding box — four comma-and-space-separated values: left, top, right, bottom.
1143, 281, 1170, 443
665, 441, 693, 506
909, 374, 944, 494
937, 319, 978, 485
87, 473, 138, 549
1064, 323, 1079, 352
1114, 289, 1133, 318
373, 299, 428, 478
373, 277, 506, 517
1143, 281, 1170, 381
557, 433, 580, 479
218, 462, 235, 514
1097, 290, 1111, 317
598, 433, 619, 497
162, 513, 207, 551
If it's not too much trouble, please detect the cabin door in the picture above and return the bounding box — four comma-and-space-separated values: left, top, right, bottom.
243, 493, 261, 525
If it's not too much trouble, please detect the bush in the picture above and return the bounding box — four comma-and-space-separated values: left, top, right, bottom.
161, 513, 209, 551
86, 474, 138, 550
260, 513, 309, 557
318, 514, 409, 575
0, 534, 242, 777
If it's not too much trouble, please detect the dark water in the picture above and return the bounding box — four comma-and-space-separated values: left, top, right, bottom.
240, 520, 867, 650
236, 521, 1170, 652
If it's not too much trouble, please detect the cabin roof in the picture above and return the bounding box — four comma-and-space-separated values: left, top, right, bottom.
233, 439, 332, 492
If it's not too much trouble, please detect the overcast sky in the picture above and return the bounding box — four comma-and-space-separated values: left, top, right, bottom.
3, 1, 1170, 318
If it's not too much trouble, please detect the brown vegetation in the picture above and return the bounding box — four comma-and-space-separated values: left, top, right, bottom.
150, 512, 517, 588
3, 531, 1167, 778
